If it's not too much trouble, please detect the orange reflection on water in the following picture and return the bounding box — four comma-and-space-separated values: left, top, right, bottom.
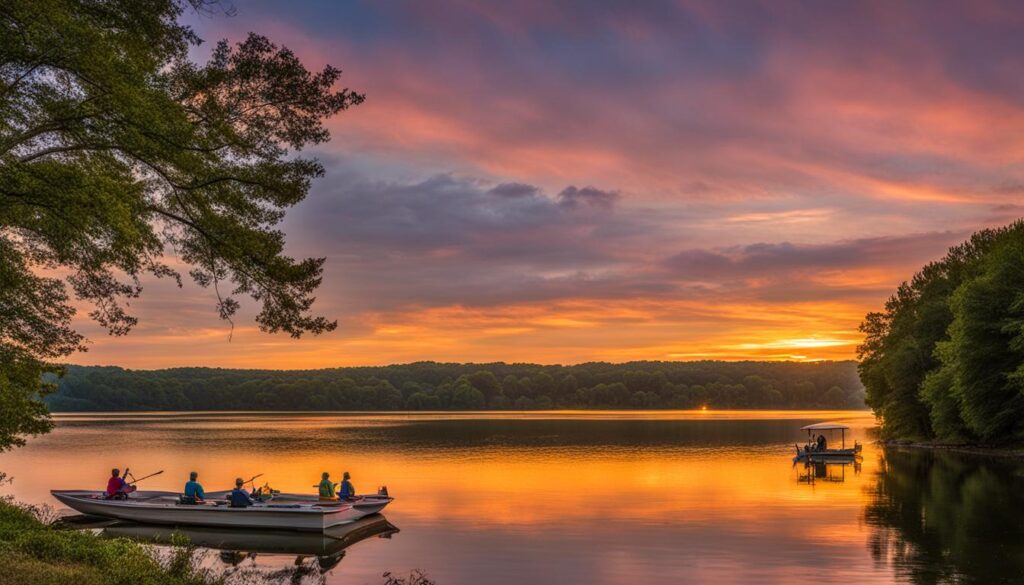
0, 410, 886, 584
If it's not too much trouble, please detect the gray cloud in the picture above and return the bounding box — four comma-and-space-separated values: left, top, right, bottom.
275, 170, 974, 315
488, 182, 540, 198
557, 186, 620, 210
663, 232, 966, 280
281, 173, 668, 311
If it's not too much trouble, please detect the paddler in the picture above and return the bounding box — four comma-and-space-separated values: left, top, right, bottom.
105, 467, 136, 499
182, 471, 206, 504
338, 471, 356, 501
227, 477, 255, 508
316, 472, 337, 501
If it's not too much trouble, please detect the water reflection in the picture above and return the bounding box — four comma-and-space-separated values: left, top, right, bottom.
795, 458, 862, 484
864, 447, 1024, 584
64, 514, 398, 574
3, 411, 908, 584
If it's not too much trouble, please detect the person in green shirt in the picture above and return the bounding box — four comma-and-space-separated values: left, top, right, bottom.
317, 472, 336, 501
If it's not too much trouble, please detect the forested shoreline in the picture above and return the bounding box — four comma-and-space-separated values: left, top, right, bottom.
859, 220, 1024, 444
46, 361, 865, 412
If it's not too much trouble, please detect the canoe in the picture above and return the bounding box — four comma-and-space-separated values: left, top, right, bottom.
50, 490, 393, 532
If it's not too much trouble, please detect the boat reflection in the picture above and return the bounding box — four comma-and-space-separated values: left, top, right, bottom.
795, 456, 861, 484
72, 515, 397, 572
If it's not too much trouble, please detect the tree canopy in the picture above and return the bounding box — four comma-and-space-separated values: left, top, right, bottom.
858, 220, 1024, 443
45, 360, 866, 412
0, 0, 361, 449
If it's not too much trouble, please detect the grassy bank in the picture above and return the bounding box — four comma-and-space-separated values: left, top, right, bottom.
0, 497, 434, 585
0, 499, 223, 585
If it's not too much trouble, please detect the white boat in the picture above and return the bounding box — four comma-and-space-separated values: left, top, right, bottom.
51, 490, 393, 532
792, 422, 863, 462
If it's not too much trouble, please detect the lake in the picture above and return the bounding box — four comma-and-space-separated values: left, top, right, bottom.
2, 410, 1023, 584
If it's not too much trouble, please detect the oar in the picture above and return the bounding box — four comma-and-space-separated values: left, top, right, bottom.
129, 470, 164, 485
242, 473, 264, 490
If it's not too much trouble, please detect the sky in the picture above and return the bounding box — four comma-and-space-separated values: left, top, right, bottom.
74, 0, 1024, 369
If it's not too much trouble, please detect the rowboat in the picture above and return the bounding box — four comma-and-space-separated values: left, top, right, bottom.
51, 490, 393, 532
792, 422, 862, 462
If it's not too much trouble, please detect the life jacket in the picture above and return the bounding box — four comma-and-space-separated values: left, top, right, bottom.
339, 479, 355, 499
106, 477, 125, 498
229, 488, 253, 508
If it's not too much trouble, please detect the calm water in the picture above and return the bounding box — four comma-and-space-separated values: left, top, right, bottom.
2, 411, 1023, 584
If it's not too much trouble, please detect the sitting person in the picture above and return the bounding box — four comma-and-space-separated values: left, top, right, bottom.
105, 468, 136, 499
228, 478, 255, 508
338, 471, 356, 500
817, 434, 828, 451
317, 472, 337, 501
181, 471, 205, 504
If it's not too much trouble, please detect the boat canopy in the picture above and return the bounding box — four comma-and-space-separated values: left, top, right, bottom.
800, 422, 850, 431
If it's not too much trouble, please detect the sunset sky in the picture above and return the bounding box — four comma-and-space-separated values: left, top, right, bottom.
74, 0, 1024, 369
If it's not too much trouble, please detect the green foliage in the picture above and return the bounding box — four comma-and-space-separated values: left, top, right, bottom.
859, 221, 1024, 443
0, 0, 359, 449
0, 500, 220, 585
46, 361, 866, 411
943, 228, 1024, 442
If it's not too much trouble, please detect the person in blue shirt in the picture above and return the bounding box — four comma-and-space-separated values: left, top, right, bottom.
228, 478, 255, 508
338, 471, 356, 500
182, 471, 205, 504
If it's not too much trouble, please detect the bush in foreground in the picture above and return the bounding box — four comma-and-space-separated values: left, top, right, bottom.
0, 499, 219, 585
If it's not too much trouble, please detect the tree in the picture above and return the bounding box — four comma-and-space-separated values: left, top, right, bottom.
0, 0, 362, 450
450, 382, 485, 410
465, 371, 501, 400
822, 386, 845, 407
40, 361, 867, 412
858, 221, 1024, 443
405, 392, 440, 410
858, 228, 999, 440
943, 226, 1024, 442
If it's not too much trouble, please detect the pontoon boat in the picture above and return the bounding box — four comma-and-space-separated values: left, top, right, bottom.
793, 422, 862, 462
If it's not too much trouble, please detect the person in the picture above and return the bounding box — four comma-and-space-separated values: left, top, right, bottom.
228, 478, 255, 508
182, 471, 205, 504
338, 471, 356, 500
317, 472, 336, 501
105, 468, 136, 499
817, 433, 828, 451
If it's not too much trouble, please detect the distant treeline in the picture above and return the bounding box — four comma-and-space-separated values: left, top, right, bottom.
46, 361, 865, 412
860, 220, 1024, 443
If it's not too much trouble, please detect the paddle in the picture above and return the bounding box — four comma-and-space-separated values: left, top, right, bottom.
242, 473, 263, 488
128, 470, 164, 485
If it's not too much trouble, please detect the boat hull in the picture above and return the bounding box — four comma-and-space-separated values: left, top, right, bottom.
793, 448, 861, 462
51, 490, 393, 532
